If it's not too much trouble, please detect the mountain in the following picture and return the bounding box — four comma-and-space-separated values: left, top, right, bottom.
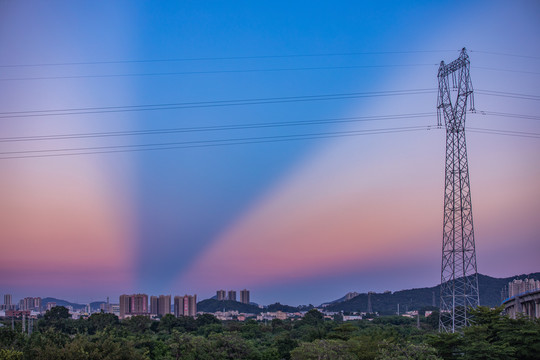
323, 272, 540, 315
197, 299, 261, 314
41, 298, 105, 312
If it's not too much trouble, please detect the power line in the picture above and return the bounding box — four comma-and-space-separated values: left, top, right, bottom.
469, 49, 540, 60
472, 66, 540, 76
475, 89, 540, 101
2, 109, 537, 144
0, 64, 438, 82
0, 125, 433, 160
0, 112, 435, 143
3, 88, 538, 120
473, 111, 540, 121
0, 50, 456, 68
1, 125, 432, 155
467, 127, 540, 139
3, 64, 537, 82
2, 124, 538, 160
0, 89, 436, 119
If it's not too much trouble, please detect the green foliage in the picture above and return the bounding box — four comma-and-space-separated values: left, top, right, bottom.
86, 313, 119, 335
376, 340, 442, 360
3, 304, 539, 360
272, 332, 298, 359
196, 313, 220, 327
38, 306, 73, 334
290, 339, 356, 360
327, 322, 357, 340
266, 303, 299, 313
427, 307, 540, 360
0, 328, 25, 352
122, 316, 153, 334
0, 348, 23, 360
426, 332, 463, 360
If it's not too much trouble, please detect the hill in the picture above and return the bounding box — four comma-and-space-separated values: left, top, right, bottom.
323, 272, 540, 314
197, 299, 261, 314
41, 298, 105, 312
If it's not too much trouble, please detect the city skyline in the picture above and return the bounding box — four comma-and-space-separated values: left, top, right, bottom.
1, 1, 539, 306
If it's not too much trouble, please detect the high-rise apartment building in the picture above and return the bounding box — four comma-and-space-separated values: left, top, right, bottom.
216, 290, 226, 301
509, 279, 540, 297
158, 295, 171, 316
119, 295, 131, 319
34, 297, 42, 312
2, 294, 13, 310
228, 290, 237, 302
173, 296, 182, 317
19, 297, 41, 311
151, 295, 171, 316
240, 289, 250, 304
174, 294, 197, 317
119, 294, 148, 319
150, 296, 159, 315
131, 294, 148, 314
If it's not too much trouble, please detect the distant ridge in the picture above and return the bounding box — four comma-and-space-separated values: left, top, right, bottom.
37, 272, 539, 315
41, 298, 105, 312
323, 272, 540, 314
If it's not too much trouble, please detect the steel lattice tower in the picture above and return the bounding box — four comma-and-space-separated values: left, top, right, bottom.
437, 48, 479, 333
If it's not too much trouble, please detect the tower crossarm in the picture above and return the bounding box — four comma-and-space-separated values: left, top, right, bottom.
437, 48, 474, 129
438, 48, 470, 78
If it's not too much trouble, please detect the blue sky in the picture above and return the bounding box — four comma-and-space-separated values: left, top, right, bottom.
1, 1, 539, 305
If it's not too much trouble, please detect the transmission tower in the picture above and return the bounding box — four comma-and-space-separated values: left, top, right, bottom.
437, 48, 480, 333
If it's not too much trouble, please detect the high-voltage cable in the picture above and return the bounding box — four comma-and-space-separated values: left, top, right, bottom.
0, 89, 436, 119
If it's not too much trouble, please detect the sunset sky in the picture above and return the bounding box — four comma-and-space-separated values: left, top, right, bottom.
1, 1, 539, 306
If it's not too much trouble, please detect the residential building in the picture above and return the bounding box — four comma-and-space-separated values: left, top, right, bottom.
228, 290, 237, 302
19, 297, 41, 311
150, 296, 159, 315
240, 289, 250, 304
216, 290, 226, 301
158, 295, 171, 316
509, 278, 540, 297
119, 295, 130, 319
131, 294, 148, 314
174, 294, 197, 317
1, 294, 13, 310
119, 294, 148, 319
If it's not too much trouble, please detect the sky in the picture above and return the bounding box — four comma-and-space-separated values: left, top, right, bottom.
0, 1, 539, 306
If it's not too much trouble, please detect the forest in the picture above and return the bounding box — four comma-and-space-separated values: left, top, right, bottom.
0, 306, 539, 360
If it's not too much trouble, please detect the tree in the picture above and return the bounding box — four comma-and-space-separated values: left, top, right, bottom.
290, 339, 356, 360
196, 314, 220, 327
460, 306, 518, 360
157, 314, 178, 334
327, 322, 357, 340
0, 348, 23, 360
273, 332, 298, 360
122, 315, 153, 334
376, 340, 442, 360
301, 310, 324, 327
39, 306, 73, 334
86, 313, 119, 334
426, 332, 463, 360
0, 328, 26, 352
